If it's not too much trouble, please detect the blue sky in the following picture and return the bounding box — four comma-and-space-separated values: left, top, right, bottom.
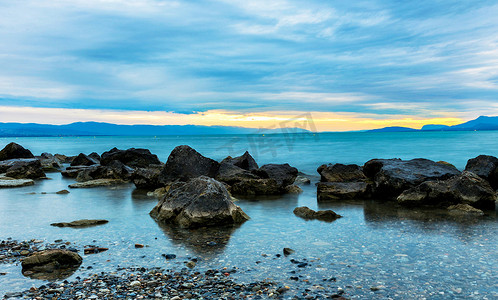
0, 0, 497, 130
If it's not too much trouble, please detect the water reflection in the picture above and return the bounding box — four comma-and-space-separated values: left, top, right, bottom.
22, 264, 81, 281
155, 222, 242, 257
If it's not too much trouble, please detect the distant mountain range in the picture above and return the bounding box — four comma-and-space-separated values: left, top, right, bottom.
0, 122, 311, 137
368, 116, 498, 132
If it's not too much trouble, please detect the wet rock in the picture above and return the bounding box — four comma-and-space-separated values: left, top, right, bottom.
0, 142, 34, 161
186, 261, 196, 268
447, 204, 484, 216
254, 163, 298, 187
285, 184, 303, 194
215, 161, 258, 185
317, 163, 367, 182
397, 171, 496, 209
150, 176, 249, 228
465, 155, 498, 189
293, 206, 342, 221
134, 244, 144, 248
68, 179, 128, 188
317, 182, 370, 201
0, 158, 46, 179
37, 153, 63, 171
101, 147, 161, 168
132, 165, 163, 189
21, 249, 82, 280
294, 175, 311, 185
56, 189, 70, 194
283, 248, 295, 255
363, 158, 460, 199
84, 247, 109, 254
163, 254, 176, 259
75, 160, 133, 182
54, 154, 74, 164
0, 177, 35, 188
221, 151, 259, 171
88, 152, 101, 162
50, 219, 109, 228
61, 166, 89, 178
70, 153, 99, 166
230, 178, 281, 195
159, 145, 220, 183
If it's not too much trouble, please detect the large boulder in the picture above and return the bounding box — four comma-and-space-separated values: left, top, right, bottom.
0, 159, 46, 179
150, 176, 249, 228
101, 147, 160, 168
159, 145, 220, 183
70, 153, 99, 166
21, 249, 82, 280
132, 165, 164, 189
317, 163, 366, 182
363, 158, 460, 199
221, 151, 259, 171
317, 182, 370, 201
0, 142, 34, 161
215, 162, 259, 185
465, 155, 498, 189
397, 171, 496, 209
254, 164, 298, 187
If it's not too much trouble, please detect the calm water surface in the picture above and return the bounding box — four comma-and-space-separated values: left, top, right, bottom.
0, 132, 497, 299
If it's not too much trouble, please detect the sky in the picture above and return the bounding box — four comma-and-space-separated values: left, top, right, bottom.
0, 0, 497, 131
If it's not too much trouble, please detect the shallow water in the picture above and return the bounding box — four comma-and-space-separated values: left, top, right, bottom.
1, 132, 498, 298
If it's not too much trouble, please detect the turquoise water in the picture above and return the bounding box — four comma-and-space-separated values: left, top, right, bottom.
0, 132, 497, 298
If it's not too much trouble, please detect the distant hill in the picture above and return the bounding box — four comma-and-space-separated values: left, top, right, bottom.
0, 122, 311, 137
368, 116, 498, 132
367, 126, 418, 133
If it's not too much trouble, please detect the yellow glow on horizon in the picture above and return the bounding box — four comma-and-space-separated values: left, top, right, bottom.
0, 105, 465, 132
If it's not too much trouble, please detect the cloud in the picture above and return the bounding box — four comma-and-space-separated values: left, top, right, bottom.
0, 0, 497, 128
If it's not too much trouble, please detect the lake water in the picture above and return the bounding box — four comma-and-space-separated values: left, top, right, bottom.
1, 132, 497, 299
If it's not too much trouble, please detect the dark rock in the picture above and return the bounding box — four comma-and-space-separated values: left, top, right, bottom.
215, 162, 259, 185
75, 160, 133, 182
70, 153, 99, 166
50, 219, 109, 227
230, 178, 281, 195
364, 158, 460, 199
21, 249, 82, 280
447, 204, 484, 216
283, 248, 294, 255
132, 165, 164, 189
317, 163, 366, 182
88, 152, 101, 162
150, 176, 249, 228
397, 171, 496, 209
163, 254, 176, 259
37, 153, 63, 171
465, 155, 498, 189
0, 159, 46, 179
54, 154, 74, 164
61, 167, 87, 178
84, 247, 109, 254
101, 147, 161, 168
254, 164, 298, 187
56, 189, 70, 194
317, 182, 370, 201
0, 142, 34, 161
221, 151, 259, 171
293, 206, 342, 221
159, 145, 220, 183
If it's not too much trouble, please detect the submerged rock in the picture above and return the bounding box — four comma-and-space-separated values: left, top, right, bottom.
50, 219, 109, 227
101, 147, 161, 168
0, 177, 35, 188
447, 204, 484, 216
150, 176, 249, 228
317, 182, 370, 201
69, 179, 128, 188
0, 142, 34, 161
397, 171, 496, 209
363, 158, 460, 199
21, 249, 82, 280
465, 155, 498, 189
293, 206, 342, 222
159, 145, 220, 183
